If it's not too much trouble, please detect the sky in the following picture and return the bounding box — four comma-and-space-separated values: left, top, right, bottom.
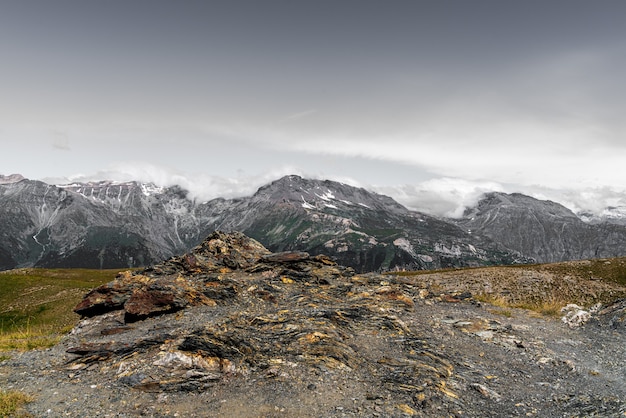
2, 0, 626, 217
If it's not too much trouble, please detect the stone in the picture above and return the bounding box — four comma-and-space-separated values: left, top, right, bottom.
40, 232, 624, 417
470, 383, 502, 402
261, 251, 310, 263
561, 304, 591, 328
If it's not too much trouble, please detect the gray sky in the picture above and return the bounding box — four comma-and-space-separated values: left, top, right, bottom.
2, 0, 626, 216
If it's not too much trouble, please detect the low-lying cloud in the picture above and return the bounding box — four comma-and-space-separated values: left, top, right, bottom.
376, 179, 626, 220
47, 163, 626, 220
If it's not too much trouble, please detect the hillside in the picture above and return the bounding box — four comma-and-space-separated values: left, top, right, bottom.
2, 174, 626, 272
1, 232, 625, 417
457, 192, 626, 263
0, 175, 530, 272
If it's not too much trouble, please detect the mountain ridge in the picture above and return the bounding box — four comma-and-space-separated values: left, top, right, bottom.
456, 191, 626, 263
2, 174, 625, 271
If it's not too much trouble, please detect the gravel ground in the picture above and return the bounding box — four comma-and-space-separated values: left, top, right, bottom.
2, 233, 625, 417
2, 297, 625, 417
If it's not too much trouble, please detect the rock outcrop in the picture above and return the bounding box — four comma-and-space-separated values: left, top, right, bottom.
34, 232, 623, 417
66, 231, 467, 415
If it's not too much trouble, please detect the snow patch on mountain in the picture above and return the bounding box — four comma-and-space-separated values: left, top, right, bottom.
301, 196, 315, 210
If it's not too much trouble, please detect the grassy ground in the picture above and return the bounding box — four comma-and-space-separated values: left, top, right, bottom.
390, 257, 626, 317
0, 390, 33, 417
0, 268, 125, 351
543, 257, 626, 286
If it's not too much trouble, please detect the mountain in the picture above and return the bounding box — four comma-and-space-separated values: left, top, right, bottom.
204, 175, 528, 271
2, 174, 626, 272
0, 178, 215, 270
0, 175, 527, 272
456, 192, 626, 263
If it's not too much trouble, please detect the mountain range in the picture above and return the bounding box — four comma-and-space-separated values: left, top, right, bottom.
2, 173, 626, 272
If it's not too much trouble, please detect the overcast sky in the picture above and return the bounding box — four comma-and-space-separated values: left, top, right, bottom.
2, 0, 626, 216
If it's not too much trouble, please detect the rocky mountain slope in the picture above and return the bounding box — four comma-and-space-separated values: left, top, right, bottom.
203, 176, 528, 272
2, 174, 626, 272
0, 175, 526, 272
0, 176, 215, 271
456, 192, 626, 263
2, 232, 625, 417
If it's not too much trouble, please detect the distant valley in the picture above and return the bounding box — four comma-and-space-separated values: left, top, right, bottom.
2, 173, 626, 272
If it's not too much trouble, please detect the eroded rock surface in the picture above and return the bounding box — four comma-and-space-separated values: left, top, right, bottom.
2, 232, 625, 417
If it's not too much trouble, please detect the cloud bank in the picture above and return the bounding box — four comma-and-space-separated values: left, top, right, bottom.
45, 163, 626, 220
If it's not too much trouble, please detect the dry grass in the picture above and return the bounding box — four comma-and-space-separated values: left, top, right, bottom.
391, 257, 626, 317
475, 294, 563, 318
0, 390, 33, 417
0, 329, 64, 352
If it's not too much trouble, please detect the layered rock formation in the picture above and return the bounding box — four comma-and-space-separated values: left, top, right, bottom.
37, 231, 623, 417
67, 231, 465, 414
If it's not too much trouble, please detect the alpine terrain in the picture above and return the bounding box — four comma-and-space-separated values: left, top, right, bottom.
2, 174, 626, 272
2, 232, 625, 417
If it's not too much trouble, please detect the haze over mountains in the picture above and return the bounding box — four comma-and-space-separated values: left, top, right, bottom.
1, 173, 626, 272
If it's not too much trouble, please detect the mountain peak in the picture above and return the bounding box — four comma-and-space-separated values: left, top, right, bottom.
252, 175, 407, 215
0, 173, 25, 184
457, 191, 626, 263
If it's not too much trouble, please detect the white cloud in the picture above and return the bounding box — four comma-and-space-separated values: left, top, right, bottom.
374, 178, 506, 218
282, 109, 317, 122
46, 162, 626, 221
48, 162, 364, 204
376, 178, 626, 220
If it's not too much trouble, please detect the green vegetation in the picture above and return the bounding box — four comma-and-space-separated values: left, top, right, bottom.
0, 268, 124, 351
0, 390, 33, 417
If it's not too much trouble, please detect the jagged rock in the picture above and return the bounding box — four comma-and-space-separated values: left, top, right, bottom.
260, 251, 310, 263
470, 383, 502, 402
594, 298, 626, 331
68, 232, 470, 411
74, 232, 269, 320
561, 304, 592, 328
4, 231, 624, 417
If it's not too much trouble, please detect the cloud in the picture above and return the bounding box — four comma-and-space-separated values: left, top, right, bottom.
376, 177, 626, 220
47, 162, 626, 220
374, 178, 505, 218
53, 162, 336, 203
283, 109, 317, 122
